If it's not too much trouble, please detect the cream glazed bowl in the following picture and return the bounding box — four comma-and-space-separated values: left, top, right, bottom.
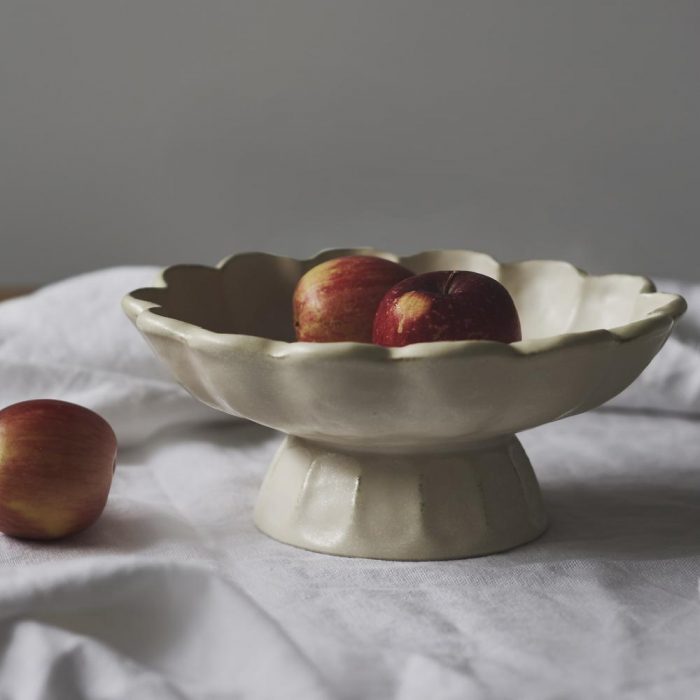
122, 248, 686, 560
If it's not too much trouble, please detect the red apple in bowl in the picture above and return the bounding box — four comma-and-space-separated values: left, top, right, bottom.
293, 255, 413, 342
372, 270, 522, 347
0, 399, 117, 540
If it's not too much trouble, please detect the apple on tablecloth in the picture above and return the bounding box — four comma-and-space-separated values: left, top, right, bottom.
0, 399, 117, 540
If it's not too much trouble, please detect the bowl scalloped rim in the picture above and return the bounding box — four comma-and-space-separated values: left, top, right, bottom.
122, 247, 687, 360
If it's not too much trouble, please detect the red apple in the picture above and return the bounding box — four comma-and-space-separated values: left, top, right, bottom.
372, 270, 522, 347
0, 399, 117, 540
293, 255, 413, 342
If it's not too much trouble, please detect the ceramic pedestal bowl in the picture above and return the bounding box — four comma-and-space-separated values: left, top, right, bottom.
122, 249, 686, 560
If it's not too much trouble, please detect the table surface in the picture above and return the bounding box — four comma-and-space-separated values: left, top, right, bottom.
0, 286, 33, 302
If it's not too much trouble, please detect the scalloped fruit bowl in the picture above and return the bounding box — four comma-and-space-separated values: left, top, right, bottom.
122, 249, 686, 560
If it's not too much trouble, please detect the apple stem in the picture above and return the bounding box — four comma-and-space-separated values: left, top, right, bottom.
443, 270, 458, 295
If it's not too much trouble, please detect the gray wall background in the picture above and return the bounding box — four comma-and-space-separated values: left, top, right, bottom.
1, 1, 698, 285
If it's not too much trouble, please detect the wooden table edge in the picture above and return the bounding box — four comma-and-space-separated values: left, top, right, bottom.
0, 287, 35, 302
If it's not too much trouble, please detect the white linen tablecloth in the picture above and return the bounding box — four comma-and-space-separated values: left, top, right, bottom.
0, 268, 698, 699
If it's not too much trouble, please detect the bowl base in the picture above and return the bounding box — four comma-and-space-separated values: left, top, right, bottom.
254, 434, 547, 560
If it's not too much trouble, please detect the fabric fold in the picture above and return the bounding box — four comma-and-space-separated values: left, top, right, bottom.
607, 278, 700, 416
0, 558, 332, 700
0, 267, 230, 448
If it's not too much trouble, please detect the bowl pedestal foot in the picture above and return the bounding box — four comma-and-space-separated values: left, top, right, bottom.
254, 434, 547, 560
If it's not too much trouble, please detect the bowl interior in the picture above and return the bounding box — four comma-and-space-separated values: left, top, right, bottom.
129, 249, 657, 343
